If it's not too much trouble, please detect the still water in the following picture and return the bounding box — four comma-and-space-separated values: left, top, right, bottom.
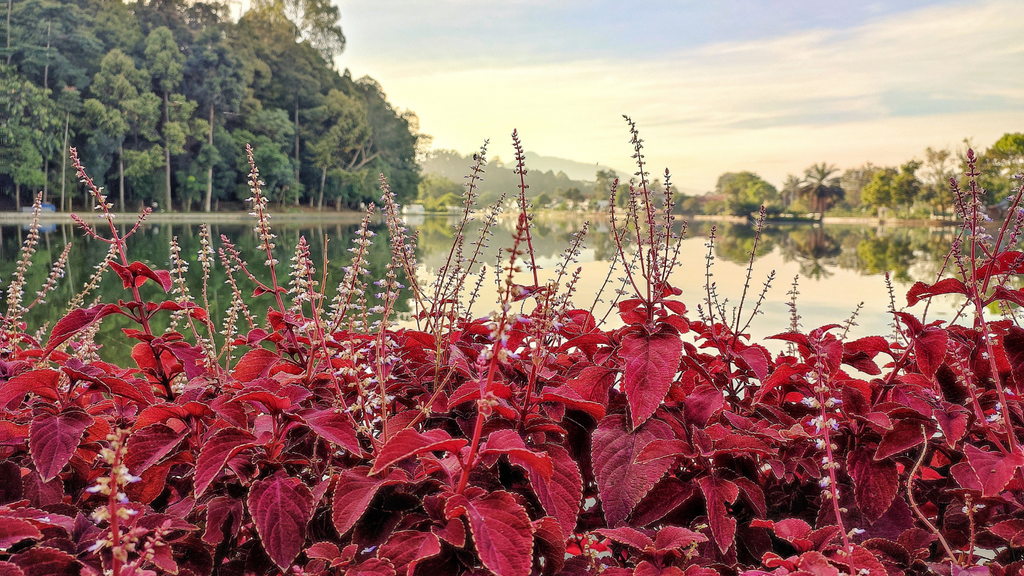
0, 214, 960, 363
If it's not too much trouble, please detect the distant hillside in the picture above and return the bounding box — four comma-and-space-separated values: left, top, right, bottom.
419, 149, 601, 200
522, 152, 627, 181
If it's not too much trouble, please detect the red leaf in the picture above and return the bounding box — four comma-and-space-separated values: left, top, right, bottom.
539, 386, 606, 419
621, 330, 682, 429
202, 496, 245, 545
697, 475, 739, 554
370, 428, 467, 475
568, 366, 616, 406
0, 369, 59, 409
232, 347, 279, 383
124, 423, 184, 476
10, 546, 80, 576
108, 261, 173, 291
596, 526, 654, 550
194, 427, 257, 496
593, 414, 674, 526
379, 530, 441, 576
684, 384, 724, 428
465, 491, 534, 576
332, 469, 386, 535
0, 561, 25, 576
0, 519, 41, 549
654, 526, 708, 551
875, 419, 932, 460
528, 444, 582, 539
1004, 326, 1024, 388
964, 444, 1024, 497
912, 327, 947, 378
736, 346, 769, 381
248, 472, 313, 570
300, 408, 362, 454
29, 410, 93, 482
43, 304, 119, 356
906, 278, 969, 306
483, 429, 553, 480
846, 447, 897, 522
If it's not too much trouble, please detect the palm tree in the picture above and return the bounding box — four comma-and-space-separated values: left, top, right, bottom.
800, 162, 844, 215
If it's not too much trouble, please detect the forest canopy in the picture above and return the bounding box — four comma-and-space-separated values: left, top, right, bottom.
0, 0, 422, 212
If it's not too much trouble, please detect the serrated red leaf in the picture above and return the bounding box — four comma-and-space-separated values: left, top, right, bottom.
194, 427, 257, 496
300, 408, 362, 454
847, 447, 897, 522
232, 347, 279, 383
654, 526, 707, 551
697, 475, 739, 554
906, 278, 969, 306
875, 419, 932, 460
736, 346, 769, 381
43, 304, 119, 356
332, 469, 385, 535
528, 444, 582, 539
593, 414, 674, 526
379, 530, 441, 576
29, 410, 93, 481
684, 384, 724, 428
124, 423, 184, 476
483, 429, 553, 480
465, 491, 534, 576
595, 526, 654, 550
248, 472, 313, 570
10, 546, 80, 576
912, 327, 947, 378
621, 330, 682, 429
0, 519, 41, 549
202, 495, 245, 545
370, 428, 467, 475
964, 444, 1024, 497
567, 366, 616, 406
0, 561, 25, 576
0, 369, 59, 409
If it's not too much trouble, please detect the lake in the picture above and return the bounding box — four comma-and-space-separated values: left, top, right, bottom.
0, 213, 960, 364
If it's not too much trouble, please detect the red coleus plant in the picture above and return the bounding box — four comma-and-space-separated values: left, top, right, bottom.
0, 129, 1022, 576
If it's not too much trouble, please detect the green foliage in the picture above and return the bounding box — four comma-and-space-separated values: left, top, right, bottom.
417, 173, 462, 211
0, 0, 418, 212
716, 171, 779, 215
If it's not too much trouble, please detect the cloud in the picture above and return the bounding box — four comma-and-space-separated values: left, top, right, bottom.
341, 0, 1024, 190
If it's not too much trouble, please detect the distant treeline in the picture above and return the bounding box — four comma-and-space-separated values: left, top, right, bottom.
1, 0, 421, 212
696, 135, 1024, 217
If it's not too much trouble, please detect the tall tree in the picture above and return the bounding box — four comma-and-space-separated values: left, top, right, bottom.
183, 26, 244, 211
252, 0, 345, 63
144, 26, 185, 211
307, 88, 370, 210
799, 162, 844, 214
90, 48, 157, 211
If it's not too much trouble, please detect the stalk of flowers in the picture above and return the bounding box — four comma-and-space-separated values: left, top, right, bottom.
28, 241, 73, 311
217, 238, 257, 369
86, 429, 141, 575
801, 331, 852, 553
426, 141, 489, 333
66, 243, 117, 313
197, 224, 220, 350
0, 193, 43, 353
379, 174, 427, 320
455, 182, 537, 494
955, 151, 1021, 456
168, 236, 217, 368
328, 204, 375, 333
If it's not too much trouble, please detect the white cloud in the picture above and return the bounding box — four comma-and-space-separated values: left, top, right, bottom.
342, 0, 1024, 190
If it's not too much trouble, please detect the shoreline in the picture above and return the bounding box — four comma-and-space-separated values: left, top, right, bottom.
0, 210, 371, 225
0, 209, 957, 228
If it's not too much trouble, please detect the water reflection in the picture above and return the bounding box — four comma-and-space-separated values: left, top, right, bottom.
0, 215, 960, 364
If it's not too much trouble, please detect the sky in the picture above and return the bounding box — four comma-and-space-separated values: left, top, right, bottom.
334, 0, 1024, 193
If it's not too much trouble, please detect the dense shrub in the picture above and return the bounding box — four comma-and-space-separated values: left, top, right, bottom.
1, 120, 1023, 576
